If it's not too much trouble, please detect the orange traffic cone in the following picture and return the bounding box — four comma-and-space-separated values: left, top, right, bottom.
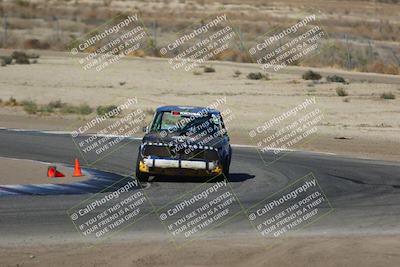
73, 158, 84, 177
47, 166, 65, 178
47, 166, 56, 177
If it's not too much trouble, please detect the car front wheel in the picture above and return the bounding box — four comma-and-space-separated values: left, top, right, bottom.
222, 156, 230, 179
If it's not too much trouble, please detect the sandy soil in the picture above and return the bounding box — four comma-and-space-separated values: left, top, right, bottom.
0, 52, 399, 162
0, 235, 399, 267
0, 157, 87, 185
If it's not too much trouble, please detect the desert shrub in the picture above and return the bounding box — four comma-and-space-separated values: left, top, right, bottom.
77, 104, 93, 115
247, 72, 269, 80
48, 100, 66, 109
19, 100, 95, 115
327, 75, 346, 83
61, 103, 93, 115
5, 97, 18, 106
39, 104, 54, 113
76, 104, 93, 115
380, 92, 396, 99
15, 57, 29, 64
336, 87, 348, 96
96, 105, 118, 117
11, 51, 30, 64
0, 56, 12, 65
15, 99, 99, 115
203, 66, 215, 73
233, 70, 241, 77
343, 98, 350, 103
60, 105, 75, 114
21, 101, 55, 114
11, 51, 26, 59
21, 100, 38, 114
302, 70, 322, 80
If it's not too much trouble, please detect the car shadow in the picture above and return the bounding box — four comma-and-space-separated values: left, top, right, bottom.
149, 173, 255, 183
228, 173, 256, 182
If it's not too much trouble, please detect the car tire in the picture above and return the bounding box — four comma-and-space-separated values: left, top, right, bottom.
222, 156, 230, 180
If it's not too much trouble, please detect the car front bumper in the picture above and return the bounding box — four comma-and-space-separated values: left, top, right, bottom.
139, 158, 222, 176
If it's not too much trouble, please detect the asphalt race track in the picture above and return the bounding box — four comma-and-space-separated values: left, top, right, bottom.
0, 128, 399, 244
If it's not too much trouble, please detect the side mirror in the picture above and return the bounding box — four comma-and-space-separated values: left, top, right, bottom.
142, 126, 149, 133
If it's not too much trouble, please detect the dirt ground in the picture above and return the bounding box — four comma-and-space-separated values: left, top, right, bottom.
0, 51, 399, 162
1, 235, 399, 267
0, 157, 86, 185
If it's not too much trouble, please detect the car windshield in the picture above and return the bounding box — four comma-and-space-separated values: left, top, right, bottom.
150, 110, 225, 135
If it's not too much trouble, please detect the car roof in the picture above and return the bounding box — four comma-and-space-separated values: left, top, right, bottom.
156, 105, 220, 114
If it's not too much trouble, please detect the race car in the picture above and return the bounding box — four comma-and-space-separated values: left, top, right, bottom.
136, 106, 232, 181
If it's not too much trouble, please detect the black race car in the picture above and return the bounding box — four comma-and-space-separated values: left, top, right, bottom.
136, 106, 232, 181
